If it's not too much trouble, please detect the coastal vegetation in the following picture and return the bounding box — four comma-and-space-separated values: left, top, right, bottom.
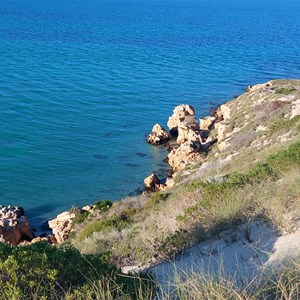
0, 242, 153, 300
0, 80, 300, 299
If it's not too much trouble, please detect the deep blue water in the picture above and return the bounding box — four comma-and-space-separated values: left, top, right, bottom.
0, 0, 300, 229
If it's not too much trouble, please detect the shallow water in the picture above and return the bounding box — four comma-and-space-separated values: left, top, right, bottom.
0, 0, 299, 228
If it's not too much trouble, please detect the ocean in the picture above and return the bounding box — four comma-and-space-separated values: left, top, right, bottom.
0, 0, 299, 229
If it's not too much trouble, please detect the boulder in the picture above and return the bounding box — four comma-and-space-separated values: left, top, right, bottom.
18, 217, 35, 240
82, 205, 94, 212
165, 178, 175, 189
144, 173, 160, 191
0, 205, 34, 245
216, 123, 228, 142
30, 235, 57, 244
211, 104, 231, 123
147, 124, 169, 145
167, 105, 200, 144
48, 210, 78, 244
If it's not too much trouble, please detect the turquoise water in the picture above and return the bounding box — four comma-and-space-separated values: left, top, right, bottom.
0, 0, 300, 229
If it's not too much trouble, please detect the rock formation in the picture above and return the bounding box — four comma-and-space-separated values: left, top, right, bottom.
0, 205, 34, 245
199, 116, 216, 131
246, 81, 273, 93
21, 234, 57, 245
167, 104, 199, 142
147, 124, 169, 145
145, 103, 221, 188
48, 210, 79, 243
167, 140, 204, 171
144, 173, 161, 191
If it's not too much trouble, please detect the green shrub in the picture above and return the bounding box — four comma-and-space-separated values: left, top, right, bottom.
267, 141, 300, 172
269, 115, 300, 135
156, 229, 192, 259
226, 162, 278, 185
73, 210, 90, 224
275, 87, 297, 94
120, 207, 139, 220
79, 215, 130, 241
0, 241, 144, 299
93, 199, 113, 212
188, 162, 278, 194
179, 163, 278, 228
147, 192, 170, 207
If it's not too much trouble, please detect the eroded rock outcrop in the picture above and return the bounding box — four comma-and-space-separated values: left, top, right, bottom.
145, 103, 221, 188
48, 210, 79, 243
0, 205, 34, 245
144, 173, 161, 191
167, 104, 199, 142
246, 81, 273, 93
167, 141, 204, 171
147, 124, 169, 145
200, 116, 216, 131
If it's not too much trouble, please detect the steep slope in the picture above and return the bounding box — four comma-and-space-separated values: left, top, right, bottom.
68, 80, 300, 273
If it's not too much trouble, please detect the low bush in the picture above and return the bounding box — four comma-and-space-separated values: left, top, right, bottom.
0, 241, 149, 300
146, 192, 170, 207
155, 229, 192, 259
73, 210, 90, 224
269, 115, 300, 136
79, 215, 130, 241
267, 141, 300, 172
275, 87, 297, 94
93, 199, 113, 212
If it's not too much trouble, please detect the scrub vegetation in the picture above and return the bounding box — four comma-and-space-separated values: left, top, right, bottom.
1, 80, 300, 299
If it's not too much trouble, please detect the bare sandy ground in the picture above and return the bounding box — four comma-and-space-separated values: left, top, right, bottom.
146, 221, 300, 294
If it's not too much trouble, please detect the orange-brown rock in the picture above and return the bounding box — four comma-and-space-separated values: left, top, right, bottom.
48, 210, 79, 243
167, 105, 199, 138
0, 205, 34, 245
30, 234, 57, 244
144, 173, 160, 191
167, 141, 204, 171
200, 116, 216, 131
147, 124, 170, 145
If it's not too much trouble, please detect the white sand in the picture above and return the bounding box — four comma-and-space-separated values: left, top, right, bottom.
147, 221, 300, 293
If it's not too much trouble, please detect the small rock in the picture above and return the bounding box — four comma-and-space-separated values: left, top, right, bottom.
82, 205, 94, 212
144, 173, 160, 191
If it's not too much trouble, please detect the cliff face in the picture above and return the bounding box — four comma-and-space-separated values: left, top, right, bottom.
61, 80, 300, 270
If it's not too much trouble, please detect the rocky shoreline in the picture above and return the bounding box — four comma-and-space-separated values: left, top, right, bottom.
0, 102, 223, 245
144, 103, 223, 191
3, 79, 299, 246
0, 102, 226, 245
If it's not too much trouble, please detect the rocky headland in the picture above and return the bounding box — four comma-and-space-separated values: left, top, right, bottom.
0, 80, 300, 294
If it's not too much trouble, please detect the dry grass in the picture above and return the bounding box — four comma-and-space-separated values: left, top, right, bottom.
72, 141, 300, 267
71, 80, 300, 268
155, 256, 300, 300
